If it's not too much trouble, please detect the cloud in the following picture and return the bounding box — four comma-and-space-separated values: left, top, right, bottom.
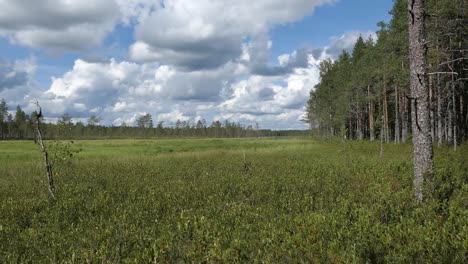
321, 31, 377, 59
245, 33, 312, 76
30, 53, 320, 129
43, 59, 157, 116
0, 58, 37, 109
217, 54, 320, 128
0, 0, 119, 52
0, 0, 375, 131
4, 27, 372, 129
116, 0, 163, 25
0, 0, 337, 68
0, 59, 29, 90
130, 0, 335, 69
38, 58, 236, 122
158, 109, 190, 123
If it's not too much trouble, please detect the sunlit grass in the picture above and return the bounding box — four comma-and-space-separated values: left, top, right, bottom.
0, 138, 466, 262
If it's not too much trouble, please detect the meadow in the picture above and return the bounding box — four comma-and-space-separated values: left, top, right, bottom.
0, 138, 467, 263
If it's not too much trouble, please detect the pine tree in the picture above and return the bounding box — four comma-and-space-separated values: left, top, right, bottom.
14, 105, 27, 139
0, 99, 8, 140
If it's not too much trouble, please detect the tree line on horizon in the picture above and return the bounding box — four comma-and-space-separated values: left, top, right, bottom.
304, 0, 467, 148
0, 100, 308, 140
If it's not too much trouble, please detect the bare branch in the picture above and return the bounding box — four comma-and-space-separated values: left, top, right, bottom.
427, 72, 459, 76
439, 58, 468, 66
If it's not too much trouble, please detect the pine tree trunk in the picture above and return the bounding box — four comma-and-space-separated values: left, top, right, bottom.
383, 80, 389, 143
453, 81, 457, 150
356, 110, 363, 140
448, 86, 453, 143
384, 91, 387, 143
380, 114, 384, 158
429, 74, 435, 142
445, 114, 449, 142
395, 85, 400, 144
437, 74, 443, 147
402, 94, 408, 143
435, 25, 443, 147
368, 85, 375, 141
408, 0, 434, 204
450, 35, 457, 150
461, 93, 465, 142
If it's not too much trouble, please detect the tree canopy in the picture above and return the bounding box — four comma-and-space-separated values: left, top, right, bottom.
305, 0, 467, 146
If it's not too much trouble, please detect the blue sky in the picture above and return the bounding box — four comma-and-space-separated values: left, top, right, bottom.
0, 0, 394, 129
270, 0, 392, 57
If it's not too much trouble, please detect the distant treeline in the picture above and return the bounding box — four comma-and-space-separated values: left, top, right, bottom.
304, 0, 468, 146
0, 99, 308, 140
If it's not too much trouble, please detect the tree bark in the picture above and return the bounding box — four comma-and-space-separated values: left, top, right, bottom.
429, 74, 435, 142
461, 92, 465, 142
380, 114, 384, 158
383, 80, 390, 143
408, 0, 433, 204
395, 85, 400, 144
348, 115, 351, 139
445, 113, 449, 142
448, 84, 453, 143
452, 81, 457, 150
368, 85, 375, 141
435, 22, 443, 147
437, 74, 443, 147
402, 94, 408, 143
450, 35, 457, 150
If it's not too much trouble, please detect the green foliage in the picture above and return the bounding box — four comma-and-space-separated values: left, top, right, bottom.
48, 140, 82, 177
0, 99, 8, 140
87, 115, 102, 126
0, 139, 466, 262
306, 0, 468, 143
58, 113, 73, 127
0, 98, 7, 123
136, 113, 153, 129
0, 100, 309, 140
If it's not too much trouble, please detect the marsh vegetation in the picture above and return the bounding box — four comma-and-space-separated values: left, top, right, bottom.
1, 138, 466, 262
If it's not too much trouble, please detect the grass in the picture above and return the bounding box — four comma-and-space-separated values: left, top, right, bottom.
0, 138, 467, 263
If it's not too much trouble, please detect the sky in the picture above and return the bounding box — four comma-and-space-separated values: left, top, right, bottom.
0, 0, 393, 129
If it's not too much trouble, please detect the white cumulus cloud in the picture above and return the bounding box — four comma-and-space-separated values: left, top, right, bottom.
0, 0, 120, 52
130, 0, 336, 69
0, 0, 381, 130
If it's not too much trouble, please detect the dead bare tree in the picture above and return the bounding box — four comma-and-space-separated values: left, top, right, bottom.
33, 101, 56, 199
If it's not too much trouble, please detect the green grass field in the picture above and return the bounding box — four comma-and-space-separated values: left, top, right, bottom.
1, 138, 467, 263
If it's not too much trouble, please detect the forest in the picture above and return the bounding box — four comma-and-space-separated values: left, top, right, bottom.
305, 0, 468, 148
0, 101, 307, 139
